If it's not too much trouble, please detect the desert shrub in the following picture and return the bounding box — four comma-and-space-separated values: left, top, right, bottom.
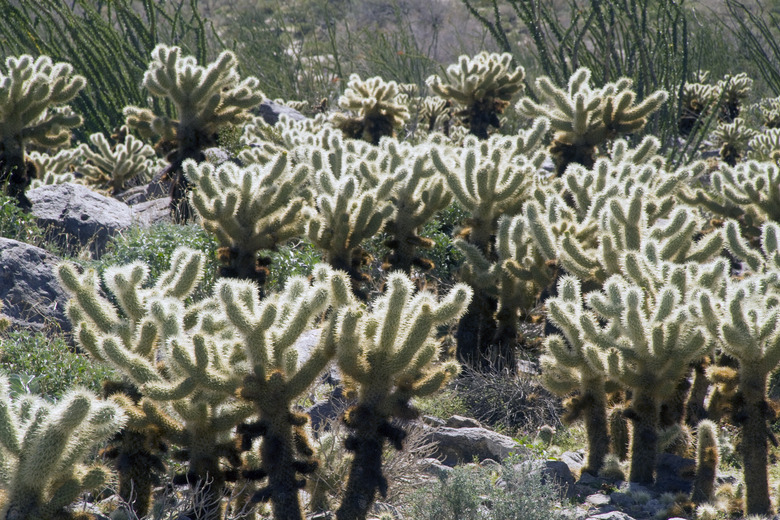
452, 365, 563, 435
0, 193, 44, 244
96, 222, 219, 297
265, 238, 324, 291
405, 454, 570, 520
0, 330, 115, 398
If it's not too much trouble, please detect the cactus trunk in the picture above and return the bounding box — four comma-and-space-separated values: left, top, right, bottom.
336, 406, 386, 520
627, 391, 659, 484
740, 369, 773, 516
583, 381, 609, 475
0, 135, 31, 209
685, 361, 710, 427
115, 430, 158, 518
690, 420, 718, 505
188, 437, 227, 520
259, 414, 306, 520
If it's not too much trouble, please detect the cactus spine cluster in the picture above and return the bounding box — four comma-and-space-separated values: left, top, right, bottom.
124, 44, 264, 221
0, 54, 85, 208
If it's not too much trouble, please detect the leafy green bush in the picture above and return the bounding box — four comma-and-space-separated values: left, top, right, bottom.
406, 455, 570, 520
95, 222, 219, 298
0, 331, 115, 398
0, 193, 44, 244
265, 238, 324, 291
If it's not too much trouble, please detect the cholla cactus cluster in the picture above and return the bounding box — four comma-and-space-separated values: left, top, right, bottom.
0, 377, 126, 520
79, 128, 159, 194
0, 54, 85, 208
331, 74, 409, 144
427, 52, 525, 139
516, 67, 668, 174
124, 44, 265, 221
12, 46, 780, 520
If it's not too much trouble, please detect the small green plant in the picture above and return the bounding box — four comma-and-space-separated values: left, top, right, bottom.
0, 193, 44, 244
96, 222, 219, 299
0, 331, 115, 398
406, 454, 570, 520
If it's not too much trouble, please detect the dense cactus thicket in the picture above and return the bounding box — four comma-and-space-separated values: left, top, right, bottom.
4, 10, 780, 516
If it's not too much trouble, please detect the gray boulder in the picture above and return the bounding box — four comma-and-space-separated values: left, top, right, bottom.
0, 238, 69, 333
423, 425, 527, 466
28, 183, 133, 257
254, 99, 306, 125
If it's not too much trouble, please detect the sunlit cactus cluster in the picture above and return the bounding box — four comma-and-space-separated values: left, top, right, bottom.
5, 37, 780, 520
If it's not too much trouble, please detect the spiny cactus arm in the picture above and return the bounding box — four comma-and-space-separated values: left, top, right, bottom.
270, 284, 331, 368
723, 220, 764, 272
42, 465, 110, 515
0, 379, 21, 457
102, 262, 150, 324
539, 352, 580, 394
604, 89, 669, 132
57, 262, 120, 334
218, 280, 278, 377
123, 105, 176, 141
141, 399, 186, 441
100, 336, 164, 386
18, 390, 124, 491
145, 247, 203, 301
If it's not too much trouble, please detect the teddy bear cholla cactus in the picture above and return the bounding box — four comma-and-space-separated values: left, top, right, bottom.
185, 155, 311, 294
377, 140, 452, 274
124, 44, 264, 221
526, 147, 715, 287
218, 266, 352, 520
427, 52, 525, 139
0, 375, 126, 520
302, 136, 395, 298
713, 118, 757, 166
78, 128, 158, 194
429, 124, 548, 369
58, 248, 253, 520
331, 74, 410, 145
456, 213, 558, 369
596, 253, 726, 484
543, 248, 727, 484
541, 275, 613, 475
0, 54, 85, 208
684, 160, 780, 241
333, 274, 471, 520
749, 128, 780, 163
697, 254, 780, 515
27, 148, 81, 188
516, 67, 668, 175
